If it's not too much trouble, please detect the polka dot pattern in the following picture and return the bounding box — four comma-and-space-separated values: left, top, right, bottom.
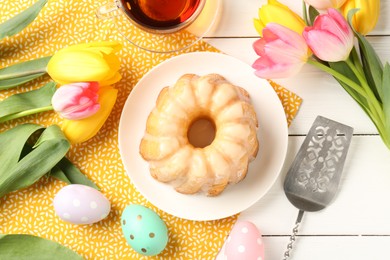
221, 221, 264, 260
53, 184, 111, 225
121, 204, 169, 256
0, 1, 301, 259
73, 199, 80, 207
90, 201, 98, 209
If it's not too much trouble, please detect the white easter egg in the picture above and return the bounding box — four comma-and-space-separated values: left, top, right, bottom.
224, 221, 264, 260
53, 184, 110, 225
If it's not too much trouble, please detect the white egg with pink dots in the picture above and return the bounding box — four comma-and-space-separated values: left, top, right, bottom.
53, 184, 110, 225
221, 221, 264, 260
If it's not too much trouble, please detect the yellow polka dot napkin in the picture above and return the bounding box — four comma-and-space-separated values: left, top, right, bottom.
0, 1, 301, 259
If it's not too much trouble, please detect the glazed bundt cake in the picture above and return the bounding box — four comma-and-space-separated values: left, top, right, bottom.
139, 73, 259, 196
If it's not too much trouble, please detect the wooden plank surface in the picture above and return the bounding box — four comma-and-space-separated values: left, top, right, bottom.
210, 5, 390, 259
239, 136, 390, 235
261, 236, 390, 260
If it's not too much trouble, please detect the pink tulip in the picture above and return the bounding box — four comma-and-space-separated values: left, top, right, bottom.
304, 0, 347, 9
252, 23, 309, 79
303, 8, 353, 62
52, 82, 100, 120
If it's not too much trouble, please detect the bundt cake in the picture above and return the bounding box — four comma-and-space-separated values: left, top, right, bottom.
139, 73, 259, 196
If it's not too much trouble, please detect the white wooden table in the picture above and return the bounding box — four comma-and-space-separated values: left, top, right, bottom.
207, 1, 390, 259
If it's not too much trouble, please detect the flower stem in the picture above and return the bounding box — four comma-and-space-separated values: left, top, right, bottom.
308, 58, 388, 145
350, 47, 365, 76
0, 106, 53, 123
346, 59, 384, 124
344, 58, 389, 147
307, 59, 366, 96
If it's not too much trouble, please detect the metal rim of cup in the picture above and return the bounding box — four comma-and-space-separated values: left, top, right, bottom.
115, 0, 206, 34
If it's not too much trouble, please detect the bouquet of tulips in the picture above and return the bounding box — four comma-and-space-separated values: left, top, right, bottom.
0, 0, 122, 198
252, 0, 390, 150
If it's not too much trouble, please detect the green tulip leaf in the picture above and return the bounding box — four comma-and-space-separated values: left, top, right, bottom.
51, 157, 100, 190
0, 56, 51, 90
0, 124, 70, 198
0, 234, 83, 260
329, 61, 368, 110
50, 166, 72, 184
308, 6, 319, 25
0, 124, 99, 195
347, 9, 384, 102
329, 60, 360, 86
0, 82, 56, 123
0, 0, 48, 41
328, 64, 370, 116
18, 143, 99, 190
382, 63, 390, 146
0, 124, 43, 175
359, 38, 384, 101
333, 77, 373, 119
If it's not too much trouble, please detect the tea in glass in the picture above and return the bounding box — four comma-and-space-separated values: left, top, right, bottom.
120, 0, 203, 32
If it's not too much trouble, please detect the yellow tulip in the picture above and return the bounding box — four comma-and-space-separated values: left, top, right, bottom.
61, 86, 118, 144
341, 0, 380, 35
254, 0, 306, 37
47, 41, 122, 86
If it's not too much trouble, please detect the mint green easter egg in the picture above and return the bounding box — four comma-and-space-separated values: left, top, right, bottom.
121, 204, 168, 256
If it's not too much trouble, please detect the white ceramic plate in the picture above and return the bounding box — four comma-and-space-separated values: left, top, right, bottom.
118, 52, 288, 221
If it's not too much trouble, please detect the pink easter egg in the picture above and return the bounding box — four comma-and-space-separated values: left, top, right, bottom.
224, 221, 264, 260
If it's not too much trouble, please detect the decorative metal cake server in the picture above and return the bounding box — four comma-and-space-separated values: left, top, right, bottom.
282, 116, 353, 259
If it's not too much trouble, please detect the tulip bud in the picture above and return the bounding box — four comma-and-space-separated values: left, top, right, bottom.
61, 86, 118, 144
340, 0, 380, 35
252, 23, 309, 79
52, 82, 100, 120
303, 9, 353, 62
47, 41, 122, 86
254, 0, 306, 37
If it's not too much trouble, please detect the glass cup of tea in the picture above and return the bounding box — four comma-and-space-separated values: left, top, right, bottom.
96, 0, 220, 53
